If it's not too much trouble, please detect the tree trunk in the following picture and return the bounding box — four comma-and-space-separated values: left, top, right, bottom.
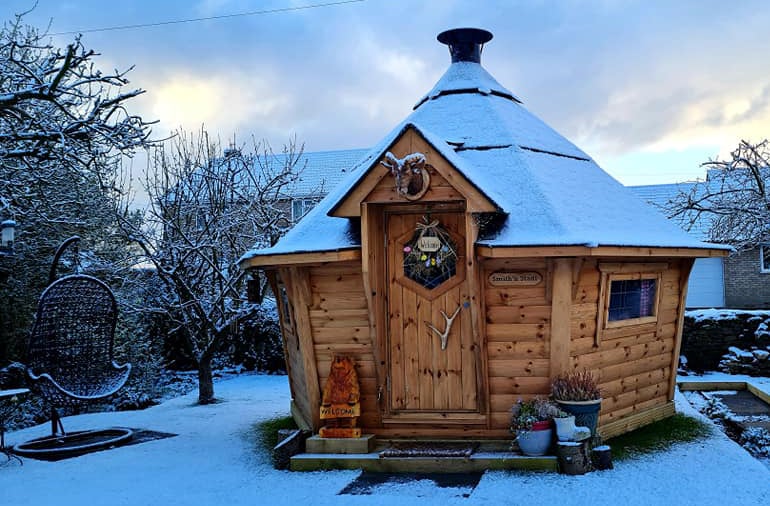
197, 355, 215, 404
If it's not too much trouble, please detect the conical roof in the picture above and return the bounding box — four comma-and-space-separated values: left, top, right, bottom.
241, 29, 729, 261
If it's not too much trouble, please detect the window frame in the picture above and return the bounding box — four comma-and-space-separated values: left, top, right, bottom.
291, 198, 317, 223
596, 262, 667, 344
760, 244, 770, 273
391, 224, 466, 301
604, 272, 661, 329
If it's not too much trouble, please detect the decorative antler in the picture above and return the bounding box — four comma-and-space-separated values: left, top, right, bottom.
426, 305, 462, 350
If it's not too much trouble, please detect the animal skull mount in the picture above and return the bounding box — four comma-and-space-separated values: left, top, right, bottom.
426, 305, 462, 351
380, 151, 431, 200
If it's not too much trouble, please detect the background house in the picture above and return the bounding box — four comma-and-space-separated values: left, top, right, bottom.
279, 148, 368, 222
628, 183, 727, 309
630, 173, 770, 309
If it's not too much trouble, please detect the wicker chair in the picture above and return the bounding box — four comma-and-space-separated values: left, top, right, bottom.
25, 238, 131, 437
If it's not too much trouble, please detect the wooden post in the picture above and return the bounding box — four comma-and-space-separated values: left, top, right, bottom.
288, 266, 322, 431
360, 204, 385, 423
669, 258, 695, 400
465, 213, 488, 417
550, 258, 573, 379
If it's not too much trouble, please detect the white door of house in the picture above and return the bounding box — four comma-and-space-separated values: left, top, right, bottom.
686, 257, 725, 308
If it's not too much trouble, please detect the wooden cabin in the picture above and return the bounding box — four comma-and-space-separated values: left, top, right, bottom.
239, 28, 729, 440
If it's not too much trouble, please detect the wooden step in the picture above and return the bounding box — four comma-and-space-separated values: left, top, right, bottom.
290, 452, 558, 472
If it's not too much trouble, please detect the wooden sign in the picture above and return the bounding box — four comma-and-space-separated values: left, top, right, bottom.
320, 404, 361, 419
417, 236, 441, 252
488, 271, 543, 287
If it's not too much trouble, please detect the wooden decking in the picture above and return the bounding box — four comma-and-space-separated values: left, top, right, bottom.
290, 437, 559, 472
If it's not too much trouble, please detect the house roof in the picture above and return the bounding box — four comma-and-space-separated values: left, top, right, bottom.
251, 147, 368, 198
288, 148, 370, 197
627, 182, 715, 241
241, 30, 730, 262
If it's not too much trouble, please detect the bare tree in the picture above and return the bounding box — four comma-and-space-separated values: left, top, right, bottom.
118, 128, 305, 403
0, 11, 153, 364
667, 139, 770, 251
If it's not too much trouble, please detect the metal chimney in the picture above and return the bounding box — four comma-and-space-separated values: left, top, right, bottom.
437, 28, 493, 64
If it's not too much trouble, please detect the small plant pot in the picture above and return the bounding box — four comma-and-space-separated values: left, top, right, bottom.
555, 399, 602, 437
554, 415, 577, 441
516, 426, 553, 456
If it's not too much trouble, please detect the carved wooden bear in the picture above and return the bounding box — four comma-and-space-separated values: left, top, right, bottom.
322, 355, 360, 406
319, 355, 362, 438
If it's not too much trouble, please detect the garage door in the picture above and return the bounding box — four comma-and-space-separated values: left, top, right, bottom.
686, 257, 724, 308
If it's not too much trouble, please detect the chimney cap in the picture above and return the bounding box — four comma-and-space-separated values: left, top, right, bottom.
437, 28, 493, 63
437, 28, 493, 45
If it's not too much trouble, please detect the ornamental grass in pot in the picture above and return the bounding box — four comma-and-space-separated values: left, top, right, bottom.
510, 397, 563, 456
551, 370, 602, 437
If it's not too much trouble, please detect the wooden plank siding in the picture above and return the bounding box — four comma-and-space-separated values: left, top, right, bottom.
275, 248, 689, 437
482, 258, 552, 432
569, 258, 686, 428
304, 261, 380, 430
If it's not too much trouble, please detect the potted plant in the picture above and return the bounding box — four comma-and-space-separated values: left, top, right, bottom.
510, 397, 561, 456
551, 370, 602, 437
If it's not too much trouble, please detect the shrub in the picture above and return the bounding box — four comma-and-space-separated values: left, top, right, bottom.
510, 397, 564, 431
551, 370, 601, 401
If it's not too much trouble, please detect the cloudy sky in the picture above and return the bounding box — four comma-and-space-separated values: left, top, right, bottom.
4, 0, 770, 185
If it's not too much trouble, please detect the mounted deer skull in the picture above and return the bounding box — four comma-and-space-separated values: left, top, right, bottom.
426, 305, 462, 350
380, 151, 431, 200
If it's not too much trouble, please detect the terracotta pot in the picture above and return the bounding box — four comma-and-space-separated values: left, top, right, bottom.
530, 420, 552, 431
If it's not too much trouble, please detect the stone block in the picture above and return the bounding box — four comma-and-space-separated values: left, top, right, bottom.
305, 434, 375, 454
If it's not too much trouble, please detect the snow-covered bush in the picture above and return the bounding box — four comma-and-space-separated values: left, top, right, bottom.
739, 427, 770, 457
755, 318, 770, 344
703, 397, 730, 420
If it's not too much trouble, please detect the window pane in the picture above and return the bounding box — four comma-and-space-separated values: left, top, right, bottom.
403, 223, 457, 290
608, 278, 657, 321
291, 200, 303, 221
762, 246, 770, 271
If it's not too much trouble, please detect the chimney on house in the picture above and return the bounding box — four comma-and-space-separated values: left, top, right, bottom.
437, 28, 493, 64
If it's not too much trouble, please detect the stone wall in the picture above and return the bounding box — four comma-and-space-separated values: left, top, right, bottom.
682, 309, 770, 372
724, 248, 770, 308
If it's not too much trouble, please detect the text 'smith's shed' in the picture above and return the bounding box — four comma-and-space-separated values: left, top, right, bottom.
239, 28, 729, 439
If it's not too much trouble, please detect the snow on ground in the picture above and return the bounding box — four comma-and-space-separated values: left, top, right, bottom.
687, 308, 770, 323
2, 373, 770, 506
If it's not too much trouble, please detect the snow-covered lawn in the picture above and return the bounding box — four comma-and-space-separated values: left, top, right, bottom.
2, 373, 769, 506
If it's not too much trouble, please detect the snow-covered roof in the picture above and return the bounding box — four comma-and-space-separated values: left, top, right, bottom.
287, 148, 369, 197
628, 182, 715, 242
242, 31, 729, 262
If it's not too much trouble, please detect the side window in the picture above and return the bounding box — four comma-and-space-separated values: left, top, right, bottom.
597, 263, 666, 340
278, 283, 293, 327
760, 245, 770, 273
607, 277, 658, 323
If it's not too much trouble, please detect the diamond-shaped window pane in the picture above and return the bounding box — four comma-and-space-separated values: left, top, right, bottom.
402, 227, 457, 290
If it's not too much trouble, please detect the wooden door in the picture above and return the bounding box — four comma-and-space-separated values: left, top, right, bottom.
386, 211, 479, 413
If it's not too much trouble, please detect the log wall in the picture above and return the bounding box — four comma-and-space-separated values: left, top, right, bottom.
570, 259, 685, 427
306, 262, 380, 428
482, 258, 551, 431
276, 255, 688, 437
273, 269, 312, 429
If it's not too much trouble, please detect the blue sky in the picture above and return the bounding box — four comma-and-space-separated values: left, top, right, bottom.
4, 0, 770, 185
